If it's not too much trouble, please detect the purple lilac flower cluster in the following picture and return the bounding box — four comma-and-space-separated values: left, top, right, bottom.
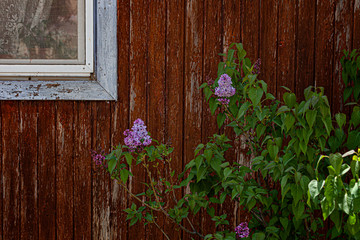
214, 73, 236, 105
252, 58, 261, 74
235, 222, 250, 239
91, 149, 105, 165
124, 118, 152, 151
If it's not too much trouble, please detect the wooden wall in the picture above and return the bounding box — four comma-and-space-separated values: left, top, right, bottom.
0, 0, 359, 239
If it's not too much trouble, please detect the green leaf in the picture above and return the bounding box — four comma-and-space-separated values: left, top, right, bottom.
280, 217, 288, 230
335, 113, 346, 128
349, 214, 357, 225
284, 113, 295, 132
248, 87, 263, 106
344, 87, 353, 103
305, 110, 317, 128
125, 153, 133, 168
322, 116, 333, 136
283, 92, 296, 109
350, 106, 360, 128
267, 141, 279, 160
217, 113, 227, 128
120, 169, 130, 184
108, 158, 117, 174
209, 97, 218, 115
224, 167, 232, 180
291, 185, 303, 206
325, 175, 337, 204
300, 175, 310, 192
256, 124, 266, 139
308, 180, 325, 199
236, 101, 251, 119
252, 232, 265, 240
293, 201, 305, 220
329, 153, 343, 175
341, 192, 352, 215
321, 197, 335, 220
204, 86, 213, 101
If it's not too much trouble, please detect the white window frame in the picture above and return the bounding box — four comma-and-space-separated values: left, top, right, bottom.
0, 0, 118, 100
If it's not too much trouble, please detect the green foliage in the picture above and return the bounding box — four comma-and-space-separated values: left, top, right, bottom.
97, 44, 360, 239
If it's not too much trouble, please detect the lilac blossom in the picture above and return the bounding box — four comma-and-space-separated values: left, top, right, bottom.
217, 98, 230, 105
214, 74, 236, 98
124, 118, 152, 151
235, 222, 250, 239
252, 58, 261, 74
91, 149, 106, 165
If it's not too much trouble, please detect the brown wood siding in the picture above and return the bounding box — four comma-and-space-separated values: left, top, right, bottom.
0, 1, 358, 239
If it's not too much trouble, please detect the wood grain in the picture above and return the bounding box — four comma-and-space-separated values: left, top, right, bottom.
2, 101, 20, 240
260, 0, 279, 95
277, 0, 296, 97
128, 0, 149, 238
296, 0, 316, 99
148, 0, 166, 239
74, 102, 92, 240
315, 0, 335, 99
184, 0, 204, 238
38, 102, 56, 240
165, 0, 185, 238
354, 0, 360, 48
333, 0, 353, 114
222, 0, 241, 231
55, 102, 74, 239
19, 102, 38, 240
92, 102, 111, 240
202, 0, 222, 236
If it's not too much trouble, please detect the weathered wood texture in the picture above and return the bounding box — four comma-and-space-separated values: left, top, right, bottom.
0, 1, 358, 239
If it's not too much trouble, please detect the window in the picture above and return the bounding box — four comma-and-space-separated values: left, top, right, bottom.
0, 0, 117, 100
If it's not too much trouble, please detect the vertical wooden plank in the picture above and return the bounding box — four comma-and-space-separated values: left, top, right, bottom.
333, 0, 353, 114
184, 0, 204, 238
222, 0, 241, 231
315, 0, 335, 98
56, 102, 74, 240
165, 0, 185, 238
242, 0, 260, 60
296, 0, 316, 98
2, 102, 20, 240
202, 0, 222, 236
92, 102, 111, 240
128, 0, 148, 239
19, 102, 38, 240
148, 0, 166, 239
73, 102, 92, 240
38, 102, 56, 240
354, 0, 360, 48
110, 0, 130, 239
260, 0, 278, 95
223, 0, 241, 51
0, 102, 2, 240
277, 0, 296, 97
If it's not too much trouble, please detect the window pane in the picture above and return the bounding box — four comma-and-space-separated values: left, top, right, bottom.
0, 0, 84, 64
